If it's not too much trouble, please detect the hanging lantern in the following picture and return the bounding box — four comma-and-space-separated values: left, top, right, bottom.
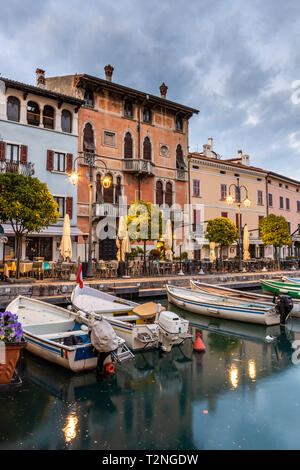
102, 175, 112, 188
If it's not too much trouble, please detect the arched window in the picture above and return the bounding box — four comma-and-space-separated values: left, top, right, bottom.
83, 122, 95, 152
143, 136, 151, 161
27, 101, 40, 126
156, 181, 164, 206
176, 144, 185, 169
143, 107, 151, 123
124, 100, 133, 118
165, 182, 173, 207
7, 96, 20, 122
115, 176, 122, 204
95, 173, 103, 203
124, 132, 133, 159
61, 109, 72, 133
43, 105, 55, 129
103, 173, 114, 203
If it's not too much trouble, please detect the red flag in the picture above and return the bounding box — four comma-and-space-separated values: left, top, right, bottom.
77, 264, 83, 288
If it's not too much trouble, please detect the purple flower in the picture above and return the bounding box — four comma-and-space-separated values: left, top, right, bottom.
0, 311, 23, 343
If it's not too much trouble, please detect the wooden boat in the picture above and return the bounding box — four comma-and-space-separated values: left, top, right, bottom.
71, 285, 191, 352
190, 280, 300, 316
260, 279, 300, 299
6, 296, 133, 373
282, 277, 300, 285
166, 284, 280, 325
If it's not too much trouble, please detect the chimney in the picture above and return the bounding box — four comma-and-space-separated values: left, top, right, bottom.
159, 82, 168, 99
208, 137, 213, 150
242, 154, 250, 166
104, 64, 114, 82
237, 149, 243, 159
36, 68, 45, 88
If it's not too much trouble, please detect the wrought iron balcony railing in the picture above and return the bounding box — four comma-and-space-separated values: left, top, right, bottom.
0, 160, 35, 176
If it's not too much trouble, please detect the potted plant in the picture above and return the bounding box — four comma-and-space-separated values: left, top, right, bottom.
0, 311, 25, 384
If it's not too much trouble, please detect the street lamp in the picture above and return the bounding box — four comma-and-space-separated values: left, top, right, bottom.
226, 177, 251, 272
70, 151, 112, 279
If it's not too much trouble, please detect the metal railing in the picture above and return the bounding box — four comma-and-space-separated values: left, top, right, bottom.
0, 160, 35, 176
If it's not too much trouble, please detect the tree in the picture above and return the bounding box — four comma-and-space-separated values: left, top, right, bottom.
259, 214, 291, 268
127, 200, 163, 273
205, 217, 238, 260
0, 173, 59, 278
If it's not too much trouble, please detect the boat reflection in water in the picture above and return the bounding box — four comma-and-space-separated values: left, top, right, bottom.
2, 300, 300, 450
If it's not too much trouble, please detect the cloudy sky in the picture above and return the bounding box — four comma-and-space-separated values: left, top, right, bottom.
1, 0, 300, 179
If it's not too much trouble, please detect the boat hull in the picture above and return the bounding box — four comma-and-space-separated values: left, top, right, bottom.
191, 280, 300, 316
23, 332, 98, 373
167, 286, 280, 326
260, 280, 300, 299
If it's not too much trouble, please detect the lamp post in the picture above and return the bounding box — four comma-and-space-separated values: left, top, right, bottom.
226, 177, 251, 272
70, 151, 112, 279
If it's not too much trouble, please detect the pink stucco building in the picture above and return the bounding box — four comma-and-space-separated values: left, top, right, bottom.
266, 172, 300, 257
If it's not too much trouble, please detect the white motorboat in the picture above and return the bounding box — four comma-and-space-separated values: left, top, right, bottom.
6, 296, 134, 373
71, 285, 192, 352
166, 284, 281, 325
190, 280, 300, 317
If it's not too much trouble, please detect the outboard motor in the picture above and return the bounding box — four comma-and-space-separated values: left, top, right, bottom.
275, 295, 293, 325
90, 316, 119, 376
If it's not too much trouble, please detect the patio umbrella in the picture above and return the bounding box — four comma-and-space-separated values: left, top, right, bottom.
243, 224, 251, 260
163, 219, 173, 261
209, 242, 216, 262
59, 214, 72, 260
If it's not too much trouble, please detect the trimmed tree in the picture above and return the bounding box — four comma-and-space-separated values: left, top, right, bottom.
0, 173, 59, 278
205, 217, 239, 260
259, 214, 291, 269
127, 200, 163, 273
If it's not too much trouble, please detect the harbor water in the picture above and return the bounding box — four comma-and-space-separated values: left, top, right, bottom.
1, 294, 300, 450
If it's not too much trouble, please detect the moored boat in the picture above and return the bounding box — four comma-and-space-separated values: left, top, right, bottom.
71, 285, 192, 352
190, 280, 300, 316
6, 296, 133, 373
166, 284, 281, 325
260, 279, 300, 299
282, 277, 300, 285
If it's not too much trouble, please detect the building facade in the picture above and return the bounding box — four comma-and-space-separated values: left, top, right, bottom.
45, 65, 199, 260
266, 172, 300, 258
188, 139, 268, 260
0, 70, 84, 261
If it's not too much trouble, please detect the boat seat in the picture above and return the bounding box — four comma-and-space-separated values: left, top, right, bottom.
24, 320, 75, 335
40, 330, 88, 339
132, 302, 165, 319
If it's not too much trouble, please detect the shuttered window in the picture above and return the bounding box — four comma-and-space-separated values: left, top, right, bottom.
143, 137, 151, 161
66, 197, 73, 219
46, 150, 54, 171
176, 144, 185, 169
220, 184, 227, 200
192, 179, 200, 197
124, 132, 133, 159
20, 145, 28, 164
165, 182, 173, 206
156, 181, 164, 205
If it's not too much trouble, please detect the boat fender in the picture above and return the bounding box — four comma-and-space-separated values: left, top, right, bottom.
105, 363, 115, 374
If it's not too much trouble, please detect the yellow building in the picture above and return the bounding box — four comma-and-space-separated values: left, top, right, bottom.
187, 139, 268, 260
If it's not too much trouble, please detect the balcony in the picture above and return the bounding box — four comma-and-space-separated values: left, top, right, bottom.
0, 160, 35, 176
92, 202, 119, 218
123, 158, 155, 176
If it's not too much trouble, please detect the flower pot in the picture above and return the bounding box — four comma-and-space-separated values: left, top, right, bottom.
0, 341, 25, 385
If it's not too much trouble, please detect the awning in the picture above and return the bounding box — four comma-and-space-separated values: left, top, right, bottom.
1, 224, 82, 237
